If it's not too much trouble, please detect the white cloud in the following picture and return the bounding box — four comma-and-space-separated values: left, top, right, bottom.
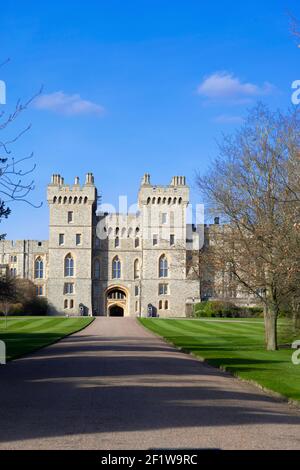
213, 114, 245, 124
197, 72, 275, 104
33, 91, 105, 116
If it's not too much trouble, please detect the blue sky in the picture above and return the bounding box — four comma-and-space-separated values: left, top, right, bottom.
0, 0, 299, 239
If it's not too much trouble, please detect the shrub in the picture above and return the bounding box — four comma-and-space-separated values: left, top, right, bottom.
194, 301, 263, 318
23, 297, 49, 316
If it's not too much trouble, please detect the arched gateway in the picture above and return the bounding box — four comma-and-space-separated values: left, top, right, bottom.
106, 286, 128, 317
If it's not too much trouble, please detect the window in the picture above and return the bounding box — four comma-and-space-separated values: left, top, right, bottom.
10, 268, 17, 277
170, 234, 175, 246
76, 234, 82, 245
67, 211, 73, 223
161, 213, 168, 225
36, 286, 43, 296
135, 237, 140, 248
159, 283, 169, 295
112, 256, 121, 279
107, 289, 125, 299
165, 300, 169, 310
64, 283, 74, 294
134, 259, 140, 279
135, 300, 139, 312
70, 299, 74, 309
135, 285, 139, 296
94, 259, 100, 279
64, 299, 68, 309
153, 234, 158, 246
159, 255, 168, 278
115, 237, 120, 248
159, 300, 163, 310
11, 255, 17, 263
59, 234, 64, 246
64, 254, 74, 277
35, 257, 44, 279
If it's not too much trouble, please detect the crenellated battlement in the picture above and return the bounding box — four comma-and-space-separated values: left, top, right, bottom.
47, 173, 97, 205
138, 173, 189, 207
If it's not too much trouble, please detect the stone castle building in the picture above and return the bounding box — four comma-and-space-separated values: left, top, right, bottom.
0, 173, 204, 317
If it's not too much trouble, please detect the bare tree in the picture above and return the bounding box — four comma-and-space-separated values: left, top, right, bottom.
0, 59, 42, 239
196, 104, 300, 350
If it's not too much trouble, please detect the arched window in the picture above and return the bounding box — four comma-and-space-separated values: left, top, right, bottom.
135, 237, 140, 248
64, 299, 68, 309
159, 300, 163, 310
70, 299, 74, 309
165, 300, 169, 310
94, 259, 100, 279
159, 255, 168, 278
112, 256, 121, 279
35, 257, 44, 279
115, 237, 120, 248
64, 254, 74, 277
134, 259, 140, 279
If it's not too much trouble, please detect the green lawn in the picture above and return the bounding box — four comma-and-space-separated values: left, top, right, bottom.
0, 316, 94, 361
139, 318, 300, 402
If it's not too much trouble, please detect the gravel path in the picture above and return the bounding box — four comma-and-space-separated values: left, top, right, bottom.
0, 317, 299, 450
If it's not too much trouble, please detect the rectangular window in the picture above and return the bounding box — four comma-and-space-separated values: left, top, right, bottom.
67, 211, 73, 223
64, 283, 74, 294
161, 213, 168, 225
59, 233, 64, 246
76, 234, 81, 245
159, 283, 169, 295
170, 234, 175, 246
153, 234, 158, 246
36, 286, 43, 296
135, 285, 139, 296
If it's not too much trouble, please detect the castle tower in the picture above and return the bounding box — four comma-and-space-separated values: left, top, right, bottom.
138, 174, 197, 317
47, 173, 97, 315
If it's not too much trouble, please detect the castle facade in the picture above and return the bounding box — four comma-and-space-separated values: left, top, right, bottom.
0, 173, 203, 317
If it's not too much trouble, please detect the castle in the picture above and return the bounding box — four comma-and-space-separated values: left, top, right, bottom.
0, 173, 205, 317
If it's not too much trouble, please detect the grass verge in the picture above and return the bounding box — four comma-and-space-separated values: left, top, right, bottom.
0, 316, 94, 361
139, 318, 300, 403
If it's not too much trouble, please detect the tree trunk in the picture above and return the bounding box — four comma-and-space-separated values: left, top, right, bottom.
293, 310, 300, 331
292, 300, 300, 331
264, 304, 278, 351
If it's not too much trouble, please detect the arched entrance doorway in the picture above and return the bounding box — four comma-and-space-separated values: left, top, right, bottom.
106, 286, 128, 317
109, 305, 124, 317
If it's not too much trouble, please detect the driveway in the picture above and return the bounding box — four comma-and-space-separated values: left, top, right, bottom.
0, 317, 300, 449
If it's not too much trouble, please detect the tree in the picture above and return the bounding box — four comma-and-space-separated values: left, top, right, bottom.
0, 59, 42, 239
0, 275, 16, 328
196, 104, 300, 350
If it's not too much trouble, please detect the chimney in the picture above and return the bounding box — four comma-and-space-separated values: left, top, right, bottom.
85, 173, 94, 185
142, 173, 151, 185
74, 176, 80, 185
171, 176, 186, 186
